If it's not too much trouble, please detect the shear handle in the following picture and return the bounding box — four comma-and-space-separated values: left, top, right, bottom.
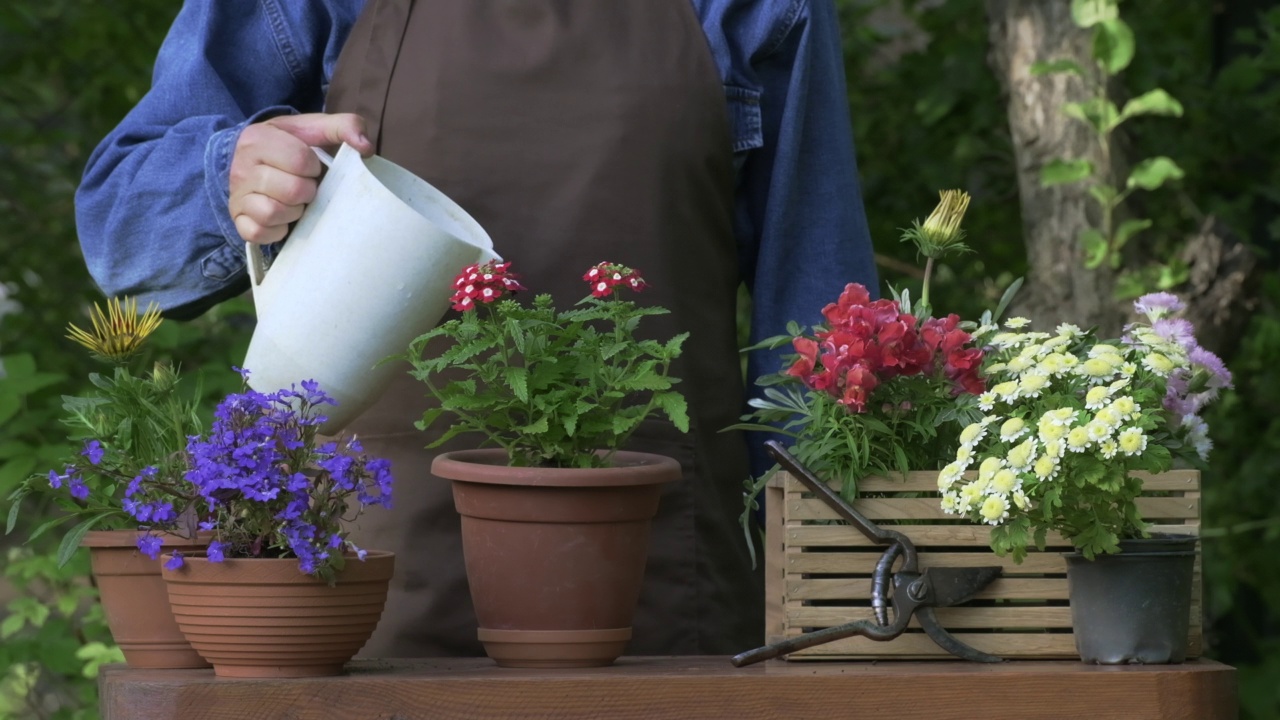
764, 440, 919, 572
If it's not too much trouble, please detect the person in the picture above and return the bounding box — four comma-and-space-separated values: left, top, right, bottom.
75, 0, 878, 657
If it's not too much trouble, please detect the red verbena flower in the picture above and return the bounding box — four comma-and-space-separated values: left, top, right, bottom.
583, 262, 645, 298
449, 260, 525, 312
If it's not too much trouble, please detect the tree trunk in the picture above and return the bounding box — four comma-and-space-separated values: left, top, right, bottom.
985, 0, 1125, 335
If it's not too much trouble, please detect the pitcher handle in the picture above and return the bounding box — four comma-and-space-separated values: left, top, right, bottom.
244, 146, 338, 301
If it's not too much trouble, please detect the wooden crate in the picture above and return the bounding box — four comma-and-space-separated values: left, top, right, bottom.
762, 469, 1202, 660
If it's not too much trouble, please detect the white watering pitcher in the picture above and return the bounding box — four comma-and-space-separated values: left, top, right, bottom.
242, 143, 497, 435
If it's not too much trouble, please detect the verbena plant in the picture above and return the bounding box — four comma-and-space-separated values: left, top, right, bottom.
940, 292, 1230, 560
404, 261, 689, 468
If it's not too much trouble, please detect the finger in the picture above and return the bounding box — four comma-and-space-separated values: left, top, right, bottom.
234, 213, 287, 246
233, 192, 305, 243
242, 165, 319, 208
234, 124, 324, 179
266, 113, 373, 156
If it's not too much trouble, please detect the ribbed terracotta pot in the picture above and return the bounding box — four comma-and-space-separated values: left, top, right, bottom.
83, 529, 212, 669
160, 551, 395, 678
432, 449, 681, 668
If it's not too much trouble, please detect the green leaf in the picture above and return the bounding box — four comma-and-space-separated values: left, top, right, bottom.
503, 366, 529, 403
1112, 219, 1153, 254
654, 392, 690, 433
0, 441, 32, 459
1030, 59, 1083, 77
1093, 18, 1135, 74
5, 491, 24, 534
0, 393, 19, 426
1071, 0, 1118, 27
26, 515, 75, 544
992, 277, 1024, 322
0, 354, 36, 378
1064, 99, 1118, 133
1126, 156, 1185, 191
1088, 183, 1120, 209
1117, 89, 1184, 125
56, 512, 114, 568
1040, 158, 1094, 187
1081, 229, 1109, 269
0, 613, 23, 640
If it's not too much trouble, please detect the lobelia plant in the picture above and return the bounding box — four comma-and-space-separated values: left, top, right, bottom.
732, 191, 1013, 511
939, 292, 1230, 560
177, 369, 394, 582
4, 297, 207, 566
404, 260, 689, 469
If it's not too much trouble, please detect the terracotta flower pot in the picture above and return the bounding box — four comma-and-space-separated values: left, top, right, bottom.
432, 449, 681, 668
161, 551, 395, 678
82, 529, 212, 669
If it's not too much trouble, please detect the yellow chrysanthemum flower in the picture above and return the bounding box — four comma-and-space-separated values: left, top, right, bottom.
1118, 427, 1148, 456
1004, 317, 1031, 329
1080, 357, 1115, 379
992, 380, 1019, 400
1043, 438, 1066, 459
1018, 373, 1050, 397
65, 297, 162, 363
1012, 490, 1031, 510
1066, 427, 1092, 451
1100, 439, 1119, 459
1007, 355, 1035, 373
980, 495, 1010, 524
1006, 440, 1036, 471
1095, 406, 1123, 428
1085, 385, 1112, 410
991, 468, 1019, 494
938, 462, 966, 491
959, 422, 986, 447
959, 482, 984, 512
1033, 454, 1058, 480
999, 417, 1027, 442
1112, 396, 1137, 419
978, 456, 1004, 481
1085, 420, 1112, 443
1143, 352, 1175, 376
977, 391, 997, 411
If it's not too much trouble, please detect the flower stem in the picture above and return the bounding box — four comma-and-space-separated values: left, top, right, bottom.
920, 257, 935, 313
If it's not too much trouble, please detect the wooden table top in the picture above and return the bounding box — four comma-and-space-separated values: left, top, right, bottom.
99, 656, 1237, 720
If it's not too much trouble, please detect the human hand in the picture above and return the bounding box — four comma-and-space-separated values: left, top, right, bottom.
229, 113, 373, 244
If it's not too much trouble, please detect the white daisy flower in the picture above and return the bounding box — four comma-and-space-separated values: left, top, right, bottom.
980, 495, 1011, 525
999, 417, 1028, 442
1118, 427, 1148, 456
1005, 317, 1032, 329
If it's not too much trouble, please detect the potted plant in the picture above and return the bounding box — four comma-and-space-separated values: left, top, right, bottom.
159, 370, 395, 678
939, 292, 1229, 663
5, 297, 211, 668
404, 260, 687, 668
733, 191, 999, 512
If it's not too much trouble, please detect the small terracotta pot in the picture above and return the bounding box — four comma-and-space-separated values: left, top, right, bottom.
432, 449, 681, 668
161, 551, 395, 678
82, 529, 212, 669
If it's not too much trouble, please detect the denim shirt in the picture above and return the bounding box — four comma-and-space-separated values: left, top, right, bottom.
75, 0, 877, 397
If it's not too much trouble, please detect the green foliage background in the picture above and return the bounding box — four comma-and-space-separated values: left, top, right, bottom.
1, 0, 1277, 717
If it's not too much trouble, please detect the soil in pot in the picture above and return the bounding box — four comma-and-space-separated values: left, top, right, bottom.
1064, 534, 1198, 664
161, 551, 395, 678
432, 449, 681, 668
83, 529, 212, 669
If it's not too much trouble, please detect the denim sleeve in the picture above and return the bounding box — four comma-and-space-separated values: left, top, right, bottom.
737, 0, 879, 474
74, 1, 334, 318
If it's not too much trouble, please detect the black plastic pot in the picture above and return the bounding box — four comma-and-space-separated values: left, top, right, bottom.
1063, 534, 1198, 664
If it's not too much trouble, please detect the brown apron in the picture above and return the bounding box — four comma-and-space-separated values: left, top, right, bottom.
326, 0, 760, 656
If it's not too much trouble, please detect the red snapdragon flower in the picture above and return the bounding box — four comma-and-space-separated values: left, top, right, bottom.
583, 262, 646, 298
785, 283, 985, 413
449, 261, 525, 312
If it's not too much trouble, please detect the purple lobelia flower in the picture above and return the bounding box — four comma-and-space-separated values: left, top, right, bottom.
81, 439, 105, 466
137, 533, 164, 560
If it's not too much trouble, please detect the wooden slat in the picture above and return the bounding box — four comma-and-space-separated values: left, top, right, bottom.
785, 550, 1066, 575
785, 523, 1198, 549
784, 632, 1080, 658
787, 605, 1074, 629
788, 578, 1069, 601
788, 496, 1200, 521
775, 469, 1200, 494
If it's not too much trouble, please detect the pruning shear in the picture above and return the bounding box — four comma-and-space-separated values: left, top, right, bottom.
731, 440, 1005, 667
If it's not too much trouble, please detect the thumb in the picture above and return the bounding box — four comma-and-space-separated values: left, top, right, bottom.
266, 113, 374, 156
